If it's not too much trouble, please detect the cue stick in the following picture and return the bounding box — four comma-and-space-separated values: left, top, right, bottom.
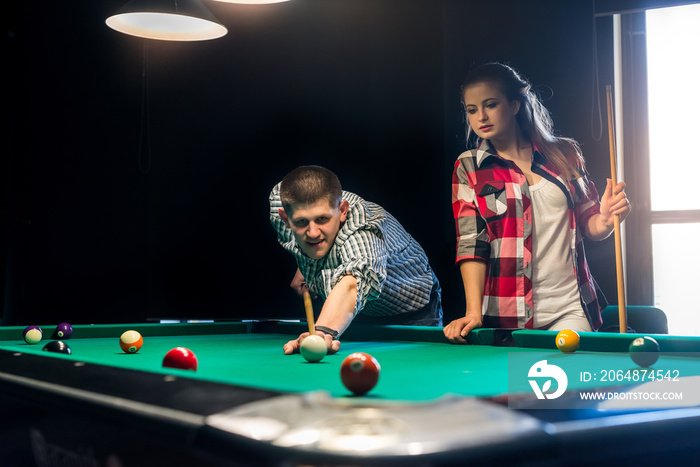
302, 287, 316, 335
606, 85, 628, 334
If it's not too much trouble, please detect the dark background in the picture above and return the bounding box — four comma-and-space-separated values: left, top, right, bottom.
3, 0, 626, 325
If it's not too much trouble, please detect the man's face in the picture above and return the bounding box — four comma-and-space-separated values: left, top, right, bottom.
280, 199, 349, 260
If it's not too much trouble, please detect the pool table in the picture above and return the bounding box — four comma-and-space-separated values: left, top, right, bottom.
1, 321, 700, 466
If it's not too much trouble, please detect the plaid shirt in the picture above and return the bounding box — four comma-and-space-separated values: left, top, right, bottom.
452, 140, 606, 330
270, 183, 437, 317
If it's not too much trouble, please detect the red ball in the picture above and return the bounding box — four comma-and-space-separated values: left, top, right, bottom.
340, 352, 380, 395
162, 347, 198, 371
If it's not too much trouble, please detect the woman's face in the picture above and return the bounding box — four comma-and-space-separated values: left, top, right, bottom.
463, 81, 520, 142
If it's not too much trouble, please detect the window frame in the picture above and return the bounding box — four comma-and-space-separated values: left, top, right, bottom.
611, 6, 700, 307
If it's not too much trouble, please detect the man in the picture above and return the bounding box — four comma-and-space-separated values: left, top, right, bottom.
270, 165, 442, 355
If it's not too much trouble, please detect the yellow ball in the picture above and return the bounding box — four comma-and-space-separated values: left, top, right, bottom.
555, 329, 580, 353
119, 330, 143, 353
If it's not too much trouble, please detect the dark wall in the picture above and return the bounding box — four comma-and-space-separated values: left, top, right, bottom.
4, 0, 618, 325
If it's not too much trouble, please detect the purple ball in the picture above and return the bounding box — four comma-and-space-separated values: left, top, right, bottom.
56, 322, 73, 339
23, 326, 43, 344
23, 325, 42, 338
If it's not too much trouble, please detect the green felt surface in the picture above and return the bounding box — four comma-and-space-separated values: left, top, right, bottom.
2, 323, 699, 401
1, 332, 510, 399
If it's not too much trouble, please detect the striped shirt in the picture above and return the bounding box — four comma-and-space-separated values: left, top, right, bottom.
270, 183, 438, 317
452, 140, 607, 330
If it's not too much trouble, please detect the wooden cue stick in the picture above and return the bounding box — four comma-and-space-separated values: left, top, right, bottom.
606, 85, 628, 334
302, 288, 315, 335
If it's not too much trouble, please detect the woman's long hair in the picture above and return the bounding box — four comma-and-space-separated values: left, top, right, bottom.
461, 63, 586, 183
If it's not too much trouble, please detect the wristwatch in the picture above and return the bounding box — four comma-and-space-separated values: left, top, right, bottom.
315, 325, 339, 340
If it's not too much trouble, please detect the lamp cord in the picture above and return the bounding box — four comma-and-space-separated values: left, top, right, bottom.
138, 40, 152, 174
591, 3, 603, 143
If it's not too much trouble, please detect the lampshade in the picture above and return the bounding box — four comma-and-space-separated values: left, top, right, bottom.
106, 0, 228, 41
211, 0, 291, 3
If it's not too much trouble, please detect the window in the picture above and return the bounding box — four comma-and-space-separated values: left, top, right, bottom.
647, 4, 700, 212
645, 3, 700, 335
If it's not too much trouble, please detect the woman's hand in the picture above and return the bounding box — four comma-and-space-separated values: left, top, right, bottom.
443, 313, 482, 344
599, 179, 631, 225
588, 179, 631, 241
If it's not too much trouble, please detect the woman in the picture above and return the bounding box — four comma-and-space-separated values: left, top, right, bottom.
444, 63, 630, 343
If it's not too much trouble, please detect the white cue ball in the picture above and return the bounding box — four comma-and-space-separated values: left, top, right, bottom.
300, 335, 328, 362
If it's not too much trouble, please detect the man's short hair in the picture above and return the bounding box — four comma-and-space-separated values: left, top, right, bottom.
279, 166, 343, 213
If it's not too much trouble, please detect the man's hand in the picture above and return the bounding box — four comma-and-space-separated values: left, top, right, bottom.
283, 331, 341, 355
290, 268, 307, 296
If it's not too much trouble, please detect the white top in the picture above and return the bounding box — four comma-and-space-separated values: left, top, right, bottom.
529, 177, 588, 329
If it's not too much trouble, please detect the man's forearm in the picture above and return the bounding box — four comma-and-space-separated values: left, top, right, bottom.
315, 274, 358, 337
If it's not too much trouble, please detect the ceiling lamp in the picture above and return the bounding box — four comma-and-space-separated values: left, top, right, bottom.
211, 0, 291, 3
106, 0, 228, 41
